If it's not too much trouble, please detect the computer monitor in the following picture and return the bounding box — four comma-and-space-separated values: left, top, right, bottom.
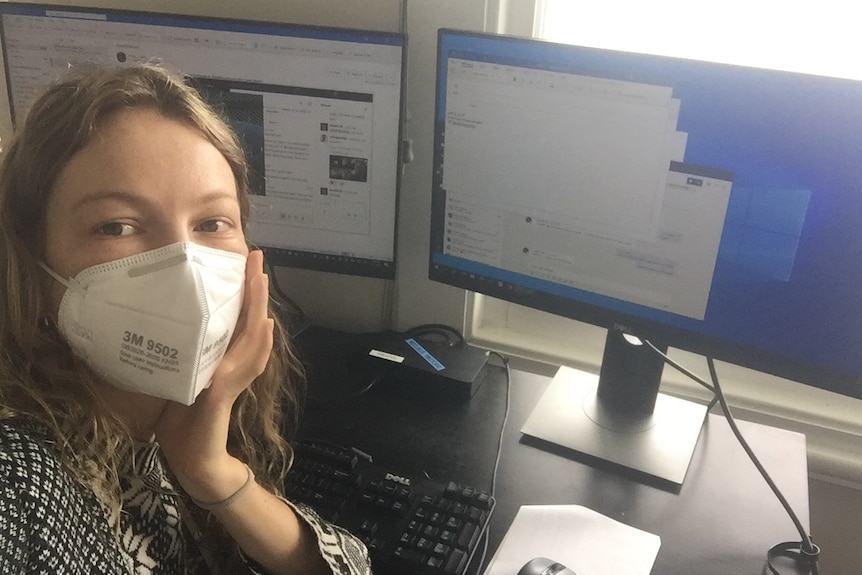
0, 3, 405, 279
430, 29, 862, 486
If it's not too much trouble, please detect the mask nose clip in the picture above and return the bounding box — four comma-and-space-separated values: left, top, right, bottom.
127, 252, 189, 278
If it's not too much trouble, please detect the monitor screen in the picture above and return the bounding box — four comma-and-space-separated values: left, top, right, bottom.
0, 3, 405, 278
431, 29, 862, 485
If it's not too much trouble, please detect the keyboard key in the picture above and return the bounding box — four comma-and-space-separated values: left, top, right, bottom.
445, 548, 468, 574
456, 522, 478, 550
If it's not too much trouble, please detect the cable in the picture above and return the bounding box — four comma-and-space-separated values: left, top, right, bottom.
305, 374, 383, 409
638, 338, 718, 412
642, 340, 820, 574
474, 351, 511, 574
643, 339, 719, 412
706, 357, 820, 575
266, 262, 306, 320
642, 339, 716, 395
402, 323, 467, 347
488, 352, 511, 496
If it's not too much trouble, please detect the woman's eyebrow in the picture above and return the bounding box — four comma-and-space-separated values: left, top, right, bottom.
69, 188, 238, 212
69, 189, 152, 212
193, 189, 241, 205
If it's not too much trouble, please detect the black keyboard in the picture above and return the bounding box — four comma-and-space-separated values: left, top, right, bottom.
285, 439, 496, 575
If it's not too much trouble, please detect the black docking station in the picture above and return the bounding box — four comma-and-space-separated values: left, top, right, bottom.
367, 335, 490, 400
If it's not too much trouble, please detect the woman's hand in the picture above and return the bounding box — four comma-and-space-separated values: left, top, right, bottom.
154, 249, 273, 502
153, 250, 330, 574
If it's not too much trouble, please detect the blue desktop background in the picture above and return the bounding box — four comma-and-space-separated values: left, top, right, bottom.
433, 31, 862, 389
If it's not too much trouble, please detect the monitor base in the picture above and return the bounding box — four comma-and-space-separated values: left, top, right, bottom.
521, 366, 708, 486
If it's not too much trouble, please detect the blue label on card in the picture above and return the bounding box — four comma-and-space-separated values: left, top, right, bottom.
405, 338, 445, 371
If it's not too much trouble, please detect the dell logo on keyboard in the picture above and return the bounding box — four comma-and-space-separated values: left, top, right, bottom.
385, 472, 412, 486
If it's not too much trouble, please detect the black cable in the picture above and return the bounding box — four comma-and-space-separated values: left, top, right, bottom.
305, 374, 383, 409
643, 339, 719, 412
643, 339, 716, 395
705, 357, 820, 575
262, 256, 306, 322
474, 351, 511, 574
487, 352, 511, 497
767, 541, 822, 575
402, 323, 467, 347
642, 340, 820, 574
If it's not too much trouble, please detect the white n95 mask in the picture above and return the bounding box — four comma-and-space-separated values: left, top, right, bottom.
41, 242, 247, 405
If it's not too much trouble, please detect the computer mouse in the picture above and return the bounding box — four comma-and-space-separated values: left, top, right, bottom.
517, 556, 577, 575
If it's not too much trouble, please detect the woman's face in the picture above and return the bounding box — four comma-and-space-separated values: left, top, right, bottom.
42, 107, 248, 315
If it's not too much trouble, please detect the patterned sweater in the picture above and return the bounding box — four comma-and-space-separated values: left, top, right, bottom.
0, 421, 371, 575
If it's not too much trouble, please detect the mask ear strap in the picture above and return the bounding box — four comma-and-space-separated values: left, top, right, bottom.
38, 261, 82, 292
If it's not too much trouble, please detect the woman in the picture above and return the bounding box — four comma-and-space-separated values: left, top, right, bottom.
0, 64, 371, 574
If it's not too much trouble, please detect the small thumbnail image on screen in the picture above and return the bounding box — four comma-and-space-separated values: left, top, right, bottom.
193, 80, 267, 196
329, 155, 368, 183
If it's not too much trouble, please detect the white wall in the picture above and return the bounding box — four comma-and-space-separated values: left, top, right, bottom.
390, 0, 485, 332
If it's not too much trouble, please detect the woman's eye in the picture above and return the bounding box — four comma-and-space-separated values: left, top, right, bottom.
196, 219, 228, 233
97, 222, 135, 236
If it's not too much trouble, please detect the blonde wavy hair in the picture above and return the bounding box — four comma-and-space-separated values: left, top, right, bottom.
0, 63, 304, 515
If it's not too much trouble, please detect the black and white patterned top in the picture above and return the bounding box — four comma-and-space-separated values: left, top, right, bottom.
0, 420, 371, 575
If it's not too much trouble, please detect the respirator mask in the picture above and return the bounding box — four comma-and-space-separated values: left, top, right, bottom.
41, 241, 247, 405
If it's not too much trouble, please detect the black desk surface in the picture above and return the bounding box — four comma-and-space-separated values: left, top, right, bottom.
293, 327, 811, 575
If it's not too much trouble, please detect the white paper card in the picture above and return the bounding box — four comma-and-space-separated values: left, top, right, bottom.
482, 505, 660, 575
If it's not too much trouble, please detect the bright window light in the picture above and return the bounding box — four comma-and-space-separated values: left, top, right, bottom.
536, 0, 862, 80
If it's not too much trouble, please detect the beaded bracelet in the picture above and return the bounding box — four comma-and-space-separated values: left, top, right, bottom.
191, 464, 255, 511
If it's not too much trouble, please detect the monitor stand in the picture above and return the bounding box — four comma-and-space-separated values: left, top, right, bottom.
521, 330, 708, 487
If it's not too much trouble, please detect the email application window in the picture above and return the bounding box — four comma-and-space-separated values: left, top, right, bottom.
440, 57, 733, 320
